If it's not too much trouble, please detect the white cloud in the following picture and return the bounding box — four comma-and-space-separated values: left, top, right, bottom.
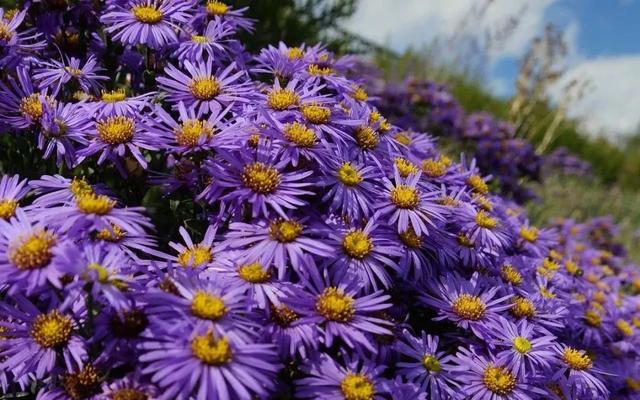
550, 55, 640, 137
342, 0, 558, 62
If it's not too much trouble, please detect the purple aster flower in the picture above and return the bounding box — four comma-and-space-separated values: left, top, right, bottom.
34, 55, 108, 95
0, 209, 77, 294
451, 346, 545, 400
166, 225, 222, 269
0, 174, 29, 220
202, 145, 314, 218
326, 218, 402, 291
158, 59, 253, 114
38, 101, 91, 167
101, 0, 194, 49
64, 244, 134, 310
144, 272, 257, 342
173, 19, 235, 63
196, 2, 254, 32
288, 262, 392, 352
253, 42, 308, 81
224, 217, 333, 279
97, 373, 159, 400
259, 78, 326, 116
317, 145, 380, 221
490, 317, 557, 377
0, 295, 87, 380
0, 66, 53, 129
77, 110, 158, 172
550, 345, 609, 399
263, 296, 319, 359
139, 324, 280, 400
144, 101, 233, 154
89, 89, 154, 118
420, 272, 512, 339
460, 205, 511, 250
0, 9, 46, 68
376, 168, 447, 236
214, 254, 287, 310
35, 191, 153, 237
394, 330, 459, 399
296, 353, 388, 400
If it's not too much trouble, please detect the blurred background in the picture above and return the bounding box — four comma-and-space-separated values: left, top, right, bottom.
227, 0, 640, 260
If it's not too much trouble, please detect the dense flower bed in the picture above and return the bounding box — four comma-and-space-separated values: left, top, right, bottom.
0, 2, 638, 400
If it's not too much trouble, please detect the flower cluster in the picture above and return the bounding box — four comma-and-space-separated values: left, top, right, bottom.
0, 2, 639, 400
371, 80, 546, 202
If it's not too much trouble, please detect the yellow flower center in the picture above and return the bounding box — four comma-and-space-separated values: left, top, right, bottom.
626, 377, 640, 392
616, 319, 634, 337
191, 332, 232, 365
394, 157, 419, 178
501, 265, 522, 286
191, 291, 227, 320
562, 347, 592, 370
131, 5, 162, 24
565, 260, 580, 276
95, 224, 126, 242
399, 228, 422, 248
247, 133, 260, 148
76, 193, 115, 215
467, 174, 488, 194
539, 286, 556, 299
452, 294, 486, 321
177, 245, 213, 267
238, 262, 271, 283
191, 34, 208, 44
340, 373, 375, 400
0, 21, 13, 42
308, 64, 333, 76
351, 85, 368, 102
475, 210, 498, 229
520, 226, 539, 242
283, 122, 317, 147
353, 126, 378, 150
316, 287, 355, 322
510, 297, 536, 319
287, 47, 304, 60
395, 132, 412, 146
19, 94, 44, 120
421, 157, 449, 178
87, 262, 109, 283
267, 88, 299, 110
97, 116, 135, 145
483, 366, 516, 395
206, 1, 228, 16
241, 162, 281, 194
336, 162, 363, 186
30, 310, 73, 348
584, 309, 602, 327
0, 199, 18, 219
422, 354, 441, 372
9, 230, 57, 270
390, 185, 419, 209
457, 233, 474, 248
175, 119, 214, 147
270, 304, 299, 326
301, 103, 331, 124
70, 177, 93, 197
101, 89, 127, 103
64, 66, 83, 76
62, 364, 101, 400
111, 388, 148, 400
189, 77, 221, 100
342, 230, 373, 260
474, 194, 493, 211
512, 336, 532, 354
268, 219, 303, 242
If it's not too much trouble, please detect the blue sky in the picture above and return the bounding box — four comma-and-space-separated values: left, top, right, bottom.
344, 0, 640, 139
